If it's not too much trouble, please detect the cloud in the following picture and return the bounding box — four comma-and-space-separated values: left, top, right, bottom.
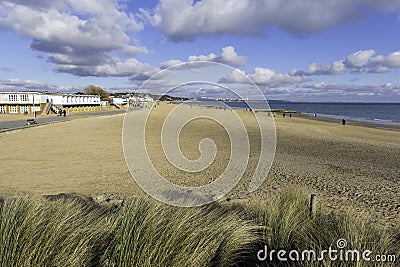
304, 63, 330, 76
0, 77, 171, 94
55, 58, 159, 79
219, 67, 310, 87
342, 50, 400, 73
255, 81, 399, 100
290, 49, 400, 77
159, 59, 186, 69
0, 67, 14, 72
188, 53, 217, 62
159, 46, 247, 69
141, 0, 400, 41
301, 82, 400, 97
250, 83, 394, 101
291, 60, 346, 76
0, 78, 81, 92
381, 51, 400, 68
219, 46, 247, 66
170, 84, 238, 99
0, 0, 148, 77
329, 61, 347, 75
367, 66, 390, 73
289, 69, 304, 76
345, 49, 376, 68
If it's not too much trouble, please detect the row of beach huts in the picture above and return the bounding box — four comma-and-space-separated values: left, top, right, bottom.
0, 92, 154, 115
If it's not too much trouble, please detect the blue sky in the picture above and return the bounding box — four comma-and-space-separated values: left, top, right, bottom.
1, 0, 400, 102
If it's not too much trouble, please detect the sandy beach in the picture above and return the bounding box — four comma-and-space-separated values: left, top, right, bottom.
0, 103, 399, 226
265, 113, 400, 227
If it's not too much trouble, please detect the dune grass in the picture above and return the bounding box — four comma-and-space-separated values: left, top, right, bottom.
0, 191, 398, 267
102, 198, 256, 267
0, 195, 110, 266
242, 190, 399, 266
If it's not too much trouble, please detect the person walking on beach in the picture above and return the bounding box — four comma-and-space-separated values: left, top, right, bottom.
289, 113, 292, 118
283, 113, 285, 118
342, 119, 346, 125
62, 109, 66, 117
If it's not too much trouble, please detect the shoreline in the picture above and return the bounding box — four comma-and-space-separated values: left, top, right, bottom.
296, 112, 400, 132
182, 101, 400, 131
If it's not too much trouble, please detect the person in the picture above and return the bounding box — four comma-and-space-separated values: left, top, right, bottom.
289, 113, 292, 118
342, 119, 346, 125
63, 109, 66, 117
283, 113, 285, 118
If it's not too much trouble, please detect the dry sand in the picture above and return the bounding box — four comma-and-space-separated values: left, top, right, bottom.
0, 114, 139, 196
0, 103, 399, 226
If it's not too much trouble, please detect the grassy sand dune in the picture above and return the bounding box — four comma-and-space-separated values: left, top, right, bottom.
0, 192, 398, 267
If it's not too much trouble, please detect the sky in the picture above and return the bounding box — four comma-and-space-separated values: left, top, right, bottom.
1, 0, 400, 102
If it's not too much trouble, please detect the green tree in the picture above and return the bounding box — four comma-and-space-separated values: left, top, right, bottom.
84, 85, 111, 101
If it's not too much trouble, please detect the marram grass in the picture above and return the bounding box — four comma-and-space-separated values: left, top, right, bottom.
242, 190, 399, 267
102, 198, 256, 267
0, 191, 398, 267
0, 195, 109, 267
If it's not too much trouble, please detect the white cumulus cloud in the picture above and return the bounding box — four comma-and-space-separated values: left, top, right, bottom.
219, 46, 247, 66
290, 49, 400, 76
219, 67, 310, 87
141, 0, 400, 41
159, 46, 247, 69
0, 0, 148, 77
382, 51, 400, 68
0, 78, 80, 92
345, 49, 376, 68
55, 58, 159, 79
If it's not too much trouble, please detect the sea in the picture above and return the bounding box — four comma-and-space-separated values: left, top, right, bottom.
183, 100, 400, 129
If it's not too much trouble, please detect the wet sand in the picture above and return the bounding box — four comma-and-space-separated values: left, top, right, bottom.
0, 103, 399, 226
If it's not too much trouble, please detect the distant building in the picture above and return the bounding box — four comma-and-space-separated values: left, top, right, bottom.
144, 95, 154, 102
110, 97, 128, 105
110, 94, 155, 108
0, 92, 101, 114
